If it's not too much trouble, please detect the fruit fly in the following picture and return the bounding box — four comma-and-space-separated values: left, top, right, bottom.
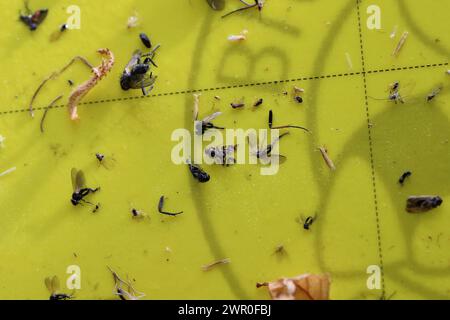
158, 196, 183, 216
71, 168, 100, 207
222, 0, 264, 18
120, 45, 160, 96
95, 152, 115, 170
406, 196, 443, 213
187, 160, 210, 183
205, 144, 237, 166
195, 111, 224, 135
398, 171, 412, 185
45, 276, 73, 300
19, 1, 48, 31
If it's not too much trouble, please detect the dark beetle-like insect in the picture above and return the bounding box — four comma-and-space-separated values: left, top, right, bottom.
139, 33, 152, 48
19, 1, 48, 31
406, 196, 443, 213
120, 45, 160, 96
187, 161, 210, 183
71, 168, 100, 206
398, 171, 411, 185
254, 98, 263, 107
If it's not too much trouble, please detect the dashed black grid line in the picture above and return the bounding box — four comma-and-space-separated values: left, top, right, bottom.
356, 0, 385, 298
0, 62, 447, 116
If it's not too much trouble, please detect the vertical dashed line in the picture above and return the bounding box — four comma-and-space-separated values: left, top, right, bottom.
356, 0, 386, 298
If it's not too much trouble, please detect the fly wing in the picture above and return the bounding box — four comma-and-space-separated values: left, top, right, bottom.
45, 277, 54, 294
202, 112, 222, 123
76, 170, 86, 191
125, 50, 142, 74
127, 74, 157, 90
71, 168, 79, 192
52, 276, 61, 292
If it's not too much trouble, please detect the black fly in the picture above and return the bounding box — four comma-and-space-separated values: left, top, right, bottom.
45, 276, 73, 301
19, 1, 48, 31
187, 160, 210, 183
71, 168, 100, 207
120, 45, 160, 96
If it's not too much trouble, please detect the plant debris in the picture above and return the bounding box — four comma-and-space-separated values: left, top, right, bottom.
256, 273, 331, 300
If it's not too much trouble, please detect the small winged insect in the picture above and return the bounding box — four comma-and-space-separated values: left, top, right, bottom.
120, 45, 160, 96
222, 0, 264, 18
187, 160, 210, 183
398, 171, 412, 185
108, 266, 145, 300
195, 111, 224, 135
370, 81, 416, 104
158, 196, 183, 216
248, 131, 289, 164
297, 215, 316, 230
71, 168, 100, 207
426, 84, 443, 102
205, 144, 237, 166
19, 1, 48, 31
45, 276, 73, 300
131, 208, 148, 219
95, 152, 115, 169
406, 196, 443, 213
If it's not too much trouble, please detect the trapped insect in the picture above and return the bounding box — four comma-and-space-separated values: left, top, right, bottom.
248, 131, 289, 164
139, 33, 152, 48
187, 160, 210, 183
108, 266, 145, 300
426, 85, 443, 102
297, 215, 316, 230
254, 98, 263, 107
45, 276, 73, 301
19, 1, 48, 31
205, 144, 237, 166
222, 0, 264, 18
120, 45, 160, 96
70, 168, 100, 207
195, 111, 224, 135
158, 196, 183, 216
406, 196, 443, 213
398, 171, 411, 185
131, 208, 148, 219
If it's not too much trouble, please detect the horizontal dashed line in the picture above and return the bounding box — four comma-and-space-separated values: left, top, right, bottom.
0, 61, 447, 116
